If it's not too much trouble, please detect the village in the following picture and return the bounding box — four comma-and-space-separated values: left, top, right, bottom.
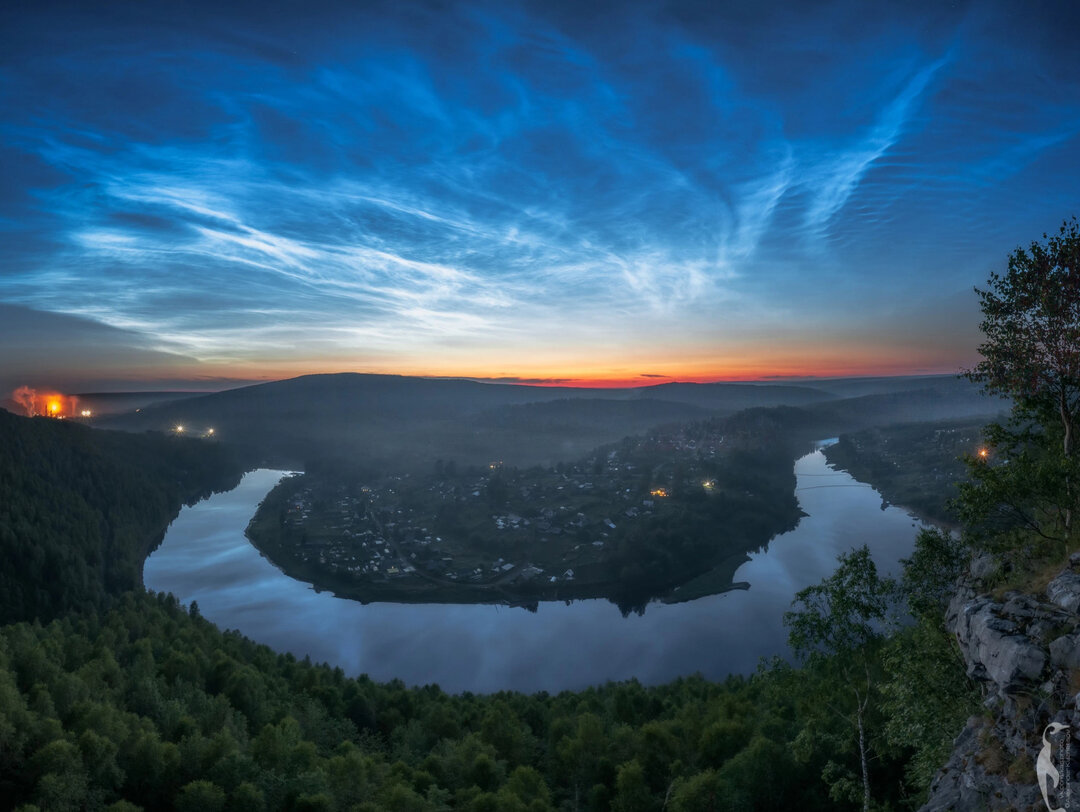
244, 419, 763, 603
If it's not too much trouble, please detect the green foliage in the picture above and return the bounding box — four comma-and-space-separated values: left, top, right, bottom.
967, 217, 1080, 447
779, 531, 980, 808
611, 760, 651, 812
963, 218, 1080, 549
785, 546, 893, 661
824, 420, 989, 525
899, 527, 966, 618
175, 780, 226, 812
669, 769, 726, 811
784, 547, 897, 812
954, 420, 1080, 551
0, 409, 246, 625
880, 617, 979, 797
0, 591, 883, 811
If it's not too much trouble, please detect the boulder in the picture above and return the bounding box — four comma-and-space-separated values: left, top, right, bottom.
969, 552, 998, 581
1047, 570, 1080, 614
919, 717, 1041, 812
952, 598, 1046, 694
1050, 634, 1080, 670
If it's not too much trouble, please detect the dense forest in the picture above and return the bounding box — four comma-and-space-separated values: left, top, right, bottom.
0, 410, 246, 624
0, 570, 976, 812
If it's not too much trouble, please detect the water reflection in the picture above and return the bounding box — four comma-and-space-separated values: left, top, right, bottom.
145, 449, 921, 694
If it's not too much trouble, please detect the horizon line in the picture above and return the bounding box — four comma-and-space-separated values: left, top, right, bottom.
3, 369, 965, 399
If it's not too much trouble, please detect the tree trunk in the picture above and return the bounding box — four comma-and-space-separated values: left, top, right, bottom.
1062, 389, 1073, 534
856, 687, 870, 812
662, 779, 675, 811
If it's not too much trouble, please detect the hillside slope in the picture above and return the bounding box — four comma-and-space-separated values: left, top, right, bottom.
97, 373, 997, 472
0, 409, 246, 623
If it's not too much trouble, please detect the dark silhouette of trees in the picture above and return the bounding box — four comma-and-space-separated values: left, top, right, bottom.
965, 218, 1080, 537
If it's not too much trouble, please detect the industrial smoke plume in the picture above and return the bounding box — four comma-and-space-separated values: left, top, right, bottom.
12, 386, 79, 418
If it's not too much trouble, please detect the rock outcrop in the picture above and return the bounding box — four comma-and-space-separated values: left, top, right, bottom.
921, 554, 1080, 812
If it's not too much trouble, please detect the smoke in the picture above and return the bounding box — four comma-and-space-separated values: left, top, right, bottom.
10, 386, 78, 417
13, 386, 38, 416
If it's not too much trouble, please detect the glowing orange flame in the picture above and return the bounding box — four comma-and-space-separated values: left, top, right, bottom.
11, 387, 79, 418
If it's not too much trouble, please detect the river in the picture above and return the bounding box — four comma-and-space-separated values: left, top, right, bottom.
144, 443, 922, 694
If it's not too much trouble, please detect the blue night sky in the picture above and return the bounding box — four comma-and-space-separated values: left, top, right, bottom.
1, 0, 1078, 391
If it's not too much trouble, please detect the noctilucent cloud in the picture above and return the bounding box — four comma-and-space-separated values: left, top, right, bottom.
2, 0, 1078, 390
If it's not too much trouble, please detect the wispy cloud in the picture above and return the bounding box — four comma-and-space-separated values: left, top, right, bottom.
801, 57, 947, 242
0, 2, 1078, 382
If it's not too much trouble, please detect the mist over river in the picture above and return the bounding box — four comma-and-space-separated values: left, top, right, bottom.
145, 443, 922, 694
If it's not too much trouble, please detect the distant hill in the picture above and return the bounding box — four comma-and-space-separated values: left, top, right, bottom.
805, 382, 1007, 429
98, 372, 1002, 471
71, 390, 215, 415
0, 390, 216, 419
97, 374, 829, 469
477, 397, 710, 432
782, 374, 973, 399
101, 374, 833, 423
633, 381, 833, 409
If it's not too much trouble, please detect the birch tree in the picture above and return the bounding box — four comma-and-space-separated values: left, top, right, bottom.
784, 546, 893, 812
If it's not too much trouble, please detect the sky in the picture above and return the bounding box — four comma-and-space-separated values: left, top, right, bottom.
1, 0, 1079, 391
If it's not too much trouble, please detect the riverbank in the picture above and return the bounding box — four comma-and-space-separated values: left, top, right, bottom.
821, 419, 991, 528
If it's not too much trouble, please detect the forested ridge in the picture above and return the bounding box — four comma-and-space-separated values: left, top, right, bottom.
0, 409, 246, 624
0, 584, 978, 812
0, 591, 849, 811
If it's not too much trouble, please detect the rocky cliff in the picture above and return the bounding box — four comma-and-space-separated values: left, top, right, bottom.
921, 554, 1080, 811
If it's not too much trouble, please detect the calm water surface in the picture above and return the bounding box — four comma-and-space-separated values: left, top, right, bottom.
145, 445, 922, 693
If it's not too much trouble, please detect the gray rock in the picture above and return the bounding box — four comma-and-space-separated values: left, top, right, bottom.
1047, 571, 1080, 614
925, 567, 1080, 812
1050, 634, 1080, 670
918, 717, 1041, 812
1028, 619, 1056, 644
1002, 593, 1057, 620
949, 594, 992, 642
952, 599, 1046, 693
